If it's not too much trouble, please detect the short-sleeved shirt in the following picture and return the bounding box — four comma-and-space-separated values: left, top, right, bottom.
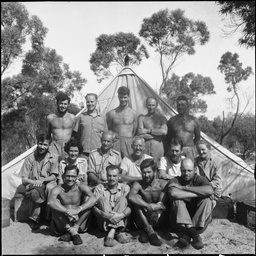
94, 183, 130, 208
120, 154, 152, 177
73, 110, 107, 154
20, 150, 59, 180
194, 154, 222, 200
88, 148, 122, 182
58, 157, 88, 184
159, 155, 185, 177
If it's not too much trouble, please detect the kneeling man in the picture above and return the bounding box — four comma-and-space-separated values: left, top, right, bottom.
168, 158, 214, 250
48, 165, 97, 245
128, 159, 168, 246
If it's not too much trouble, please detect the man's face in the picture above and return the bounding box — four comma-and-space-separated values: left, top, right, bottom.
132, 139, 145, 157
107, 168, 119, 186
57, 99, 69, 114
169, 144, 182, 164
181, 160, 195, 182
197, 144, 210, 160
118, 94, 129, 107
146, 98, 157, 114
101, 134, 114, 151
37, 140, 50, 155
177, 100, 188, 114
64, 169, 78, 187
142, 166, 155, 184
86, 95, 97, 112
68, 146, 79, 162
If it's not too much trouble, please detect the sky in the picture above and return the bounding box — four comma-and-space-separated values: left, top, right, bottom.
5, 1, 255, 120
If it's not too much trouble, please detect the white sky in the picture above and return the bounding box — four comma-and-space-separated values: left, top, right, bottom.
5, 1, 255, 120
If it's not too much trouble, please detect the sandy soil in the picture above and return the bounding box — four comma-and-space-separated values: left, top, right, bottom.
2, 216, 255, 255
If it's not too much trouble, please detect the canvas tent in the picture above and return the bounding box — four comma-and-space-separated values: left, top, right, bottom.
2, 66, 255, 203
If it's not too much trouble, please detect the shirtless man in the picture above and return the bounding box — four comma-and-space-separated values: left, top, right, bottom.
166, 95, 200, 161
46, 92, 76, 158
48, 165, 97, 245
106, 86, 137, 158
137, 97, 167, 165
128, 158, 168, 246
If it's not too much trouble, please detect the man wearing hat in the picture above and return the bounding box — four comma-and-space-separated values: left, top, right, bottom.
106, 86, 138, 158
46, 92, 76, 159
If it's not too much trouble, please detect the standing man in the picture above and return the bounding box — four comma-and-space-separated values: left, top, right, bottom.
48, 165, 97, 245
158, 138, 185, 180
128, 159, 168, 246
137, 97, 167, 165
106, 86, 137, 158
19, 133, 59, 228
168, 158, 214, 249
166, 95, 201, 160
93, 165, 131, 247
47, 92, 76, 159
88, 131, 122, 187
120, 136, 152, 184
73, 93, 107, 159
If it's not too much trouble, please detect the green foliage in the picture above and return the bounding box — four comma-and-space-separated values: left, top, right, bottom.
161, 72, 215, 113
216, 1, 255, 48
217, 51, 253, 145
1, 4, 87, 165
231, 113, 255, 159
139, 8, 210, 90
90, 32, 149, 82
1, 2, 48, 76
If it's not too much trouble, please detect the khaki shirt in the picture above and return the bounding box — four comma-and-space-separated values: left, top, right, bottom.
94, 183, 130, 208
58, 157, 88, 184
20, 150, 58, 180
88, 148, 121, 182
73, 110, 107, 154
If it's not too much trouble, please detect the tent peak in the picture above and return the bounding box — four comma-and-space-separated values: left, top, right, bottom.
124, 55, 129, 66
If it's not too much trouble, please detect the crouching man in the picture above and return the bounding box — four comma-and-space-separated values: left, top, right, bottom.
20, 133, 59, 229
48, 165, 97, 245
128, 159, 168, 246
93, 165, 131, 247
168, 158, 214, 250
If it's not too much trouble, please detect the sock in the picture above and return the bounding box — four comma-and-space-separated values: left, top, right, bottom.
187, 227, 198, 239
143, 225, 155, 236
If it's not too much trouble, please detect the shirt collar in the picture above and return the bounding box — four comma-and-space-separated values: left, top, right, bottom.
84, 109, 100, 117
104, 183, 122, 193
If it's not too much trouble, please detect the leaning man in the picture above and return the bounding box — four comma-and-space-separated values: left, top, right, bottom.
20, 133, 59, 228
48, 165, 97, 245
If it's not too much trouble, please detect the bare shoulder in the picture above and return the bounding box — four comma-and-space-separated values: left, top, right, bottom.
51, 184, 62, 194
47, 113, 57, 121
78, 183, 91, 192
67, 112, 76, 120
107, 108, 116, 117
187, 114, 200, 124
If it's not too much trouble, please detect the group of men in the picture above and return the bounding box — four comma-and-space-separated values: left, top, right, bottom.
19, 87, 222, 249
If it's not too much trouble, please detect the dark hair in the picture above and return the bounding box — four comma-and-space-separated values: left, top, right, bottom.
196, 139, 211, 150
117, 86, 130, 96
64, 165, 79, 176
169, 138, 183, 149
177, 95, 189, 103
140, 159, 158, 172
64, 139, 83, 154
36, 133, 51, 143
85, 93, 98, 100
106, 165, 121, 174
55, 92, 71, 103
146, 97, 158, 106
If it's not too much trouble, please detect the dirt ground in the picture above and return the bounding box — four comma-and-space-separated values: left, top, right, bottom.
2, 215, 255, 255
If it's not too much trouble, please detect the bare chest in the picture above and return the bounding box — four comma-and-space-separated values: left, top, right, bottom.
50, 116, 74, 129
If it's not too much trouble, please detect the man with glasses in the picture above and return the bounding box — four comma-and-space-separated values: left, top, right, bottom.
48, 165, 97, 245
168, 158, 214, 250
